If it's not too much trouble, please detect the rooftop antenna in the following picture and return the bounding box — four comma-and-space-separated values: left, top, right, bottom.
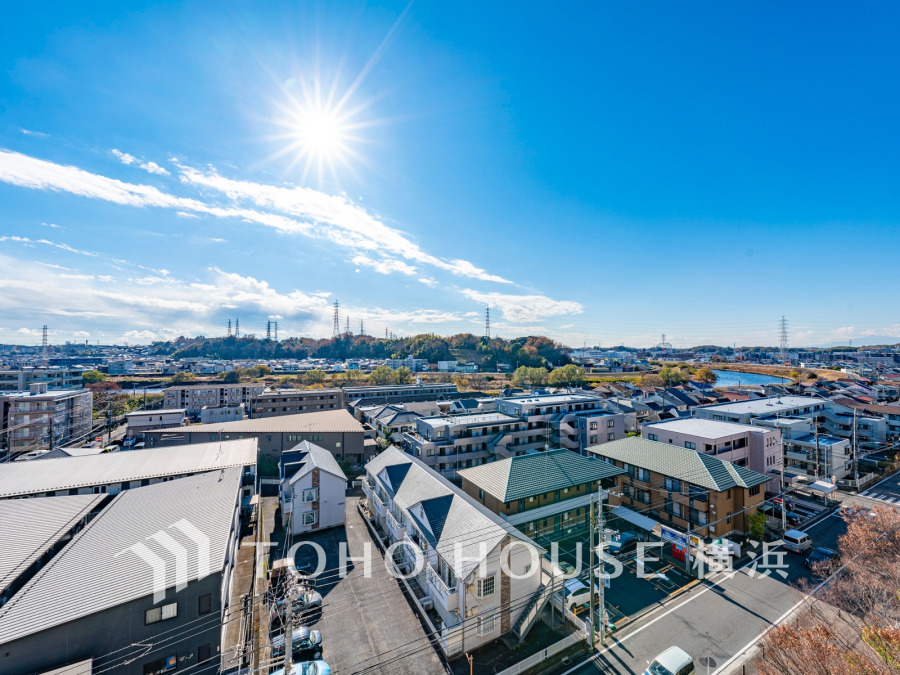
332, 300, 341, 339
779, 316, 789, 362
485, 305, 491, 339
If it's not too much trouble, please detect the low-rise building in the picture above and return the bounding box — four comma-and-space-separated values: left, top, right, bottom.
249, 388, 343, 418
0, 367, 84, 392
459, 450, 624, 542
694, 396, 829, 424
280, 441, 347, 535
125, 408, 186, 438
163, 383, 266, 415
589, 437, 768, 539
200, 404, 245, 424
342, 382, 459, 406
0, 384, 93, 457
361, 447, 549, 657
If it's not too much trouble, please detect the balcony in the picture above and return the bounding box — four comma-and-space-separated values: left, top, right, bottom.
426, 563, 457, 604
385, 510, 404, 541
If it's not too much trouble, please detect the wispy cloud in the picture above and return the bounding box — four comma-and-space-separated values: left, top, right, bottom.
19, 129, 49, 138
0, 235, 98, 257
461, 289, 583, 323
112, 148, 171, 176
112, 149, 138, 165
352, 254, 417, 276
41, 222, 62, 229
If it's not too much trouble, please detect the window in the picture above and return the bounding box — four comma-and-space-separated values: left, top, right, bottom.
335, 442, 341, 448
607, 432, 615, 441
302, 511, 318, 526
198, 594, 212, 615
590, 435, 598, 444
636, 489, 651, 504
145, 602, 178, 625
685, 441, 696, 450
665, 477, 681, 493
198, 645, 212, 664
476, 575, 495, 598
590, 421, 598, 430
143, 656, 177, 675
667, 501, 682, 517
635, 467, 650, 482
477, 614, 498, 635
607, 420, 615, 428
749, 485, 761, 496
726, 512, 732, 524
478, 488, 484, 500
302, 488, 318, 502
648, 433, 658, 441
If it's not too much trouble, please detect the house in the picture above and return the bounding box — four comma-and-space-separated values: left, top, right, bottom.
458, 450, 625, 542
0, 438, 257, 500
125, 408, 186, 438
642, 418, 782, 492
0, 468, 244, 675
361, 447, 549, 656
142, 409, 368, 469
589, 437, 768, 539
280, 441, 348, 535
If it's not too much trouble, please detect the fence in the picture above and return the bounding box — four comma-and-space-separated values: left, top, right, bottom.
493, 629, 587, 675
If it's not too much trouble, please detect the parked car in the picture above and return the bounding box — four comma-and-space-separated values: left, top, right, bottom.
645, 646, 694, 675
270, 660, 331, 675
783, 529, 812, 553
761, 502, 801, 526
805, 547, 840, 573
606, 532, 640, 555
271, 590, 323, 622
271, 625, 323, 661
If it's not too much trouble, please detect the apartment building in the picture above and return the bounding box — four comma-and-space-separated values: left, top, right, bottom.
1, 384, 93, 457
280, 441, 347, 535
694, 396, 828, 424
496, 393, 626, 454
361, 447, 549, 656
125, 408, 186, 438
342, 382, 459, 405
642, 418, 781, 491
0, 367, 84, 391
831, 398, 900, 441
750, 416, 852, 482
163, 383, 266, 415
459, 450, 624, 542
590, 437, 768, 539
249, 388, 343, 418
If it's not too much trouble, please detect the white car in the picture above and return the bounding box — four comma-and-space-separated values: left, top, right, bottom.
644, 646, 694, 675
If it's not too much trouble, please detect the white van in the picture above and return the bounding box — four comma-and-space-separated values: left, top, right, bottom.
644, 646, 695, 675
783, 529, 812, 553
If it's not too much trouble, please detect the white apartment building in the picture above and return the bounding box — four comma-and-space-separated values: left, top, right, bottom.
280, 441, 347, 535
361, 448, 550, 657
0, 367, 84, 392
1, 384, 93, 457
163, 383, 266, 415
125, 408, 186, 438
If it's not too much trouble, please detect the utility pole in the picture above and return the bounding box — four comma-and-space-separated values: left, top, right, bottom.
780, 434, 787, 534
588, 493, 595, 650
852, 408, 858, 486
597, 487, 607, 647
814, 424, 820, 481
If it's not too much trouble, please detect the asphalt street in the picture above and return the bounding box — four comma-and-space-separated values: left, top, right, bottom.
851, 472, 900, 508
561, 511, 847, 675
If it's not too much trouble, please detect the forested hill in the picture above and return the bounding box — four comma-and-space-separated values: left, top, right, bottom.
152, 333, 573, 369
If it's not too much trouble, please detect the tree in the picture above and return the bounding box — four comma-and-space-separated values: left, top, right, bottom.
659, 366, 688, 387
548, 364, 586, 387
637, 374, 665, 387
254, 365, 272, 377
807, 372, 819, 380
170, 371, 196, 383
695, 367, 717, 385
512, 366, 548, 388
82, 370, 107, 384
223, 370, 242, 383
393, 367, 413, 385
369, 366, 395, 385
304, 369, 326, 385
748, 511, 766, 543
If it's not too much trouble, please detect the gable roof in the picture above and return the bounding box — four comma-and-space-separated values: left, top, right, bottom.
285, 441, 348, 486
0, 440, 257, 499
589, 437, 769, 491
457, 449, 624, 502
0, 468, 242, 644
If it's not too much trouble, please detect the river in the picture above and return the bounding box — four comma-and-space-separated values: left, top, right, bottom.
711, 369, 786, 387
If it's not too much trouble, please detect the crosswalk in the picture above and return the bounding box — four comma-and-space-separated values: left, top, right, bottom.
858, 489, 900, 506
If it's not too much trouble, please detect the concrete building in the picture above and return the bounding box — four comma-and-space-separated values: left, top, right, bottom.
386, 356, 428, 371
249, 388, 343, 418
1, 384, 93, 457
459, 450, 624, 543
280, 441, 348, 535
0, 469, 244, 675
342, 382, 459, 406
749, 416, 852, 482
361, 447, 549, 656
642, 418, 782, 491
694, 396, 829, 425
200, 405, 245, 424
125, 408, 186, 438
0, 438, 257, 500
0, 367, 84, 391
143, 410, 368, 469
163, 383, 266, 415
590, 437, 768, 540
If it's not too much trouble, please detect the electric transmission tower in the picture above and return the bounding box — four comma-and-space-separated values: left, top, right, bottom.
227, 319, 232, 337
332, 301, 340, 339
779, 316, 789, 362
345, 317, 350, 335
234, 318, 240, 338
485, 306, 491, 339
359, 319, 364, 336
42, 325, 48, 355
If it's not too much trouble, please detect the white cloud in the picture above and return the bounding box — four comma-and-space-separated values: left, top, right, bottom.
112, 149, 138, 165
418, 277, 438, 287
176, 211, 200, 218
352, 255, 417, 276
140, 161, 170, 176
461, 289, 583, 323
41, 222, 61, 229
20, 129, 49, 138
0, 235, 98, 257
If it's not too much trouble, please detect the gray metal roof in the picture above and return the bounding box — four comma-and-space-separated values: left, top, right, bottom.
175, 409, 363, 434
0, 439, 256, 498
0, 468, 242, 644
286, 441, 348, 485
458, 449, 625, 502
0, 494, 103, 594
589, 437, 769, 491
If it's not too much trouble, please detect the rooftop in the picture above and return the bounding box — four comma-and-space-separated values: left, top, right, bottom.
646, 418, 768, 439
0, 469, 242, 644
500, 393, 601, 406
126, 408, 186, 417
697, 396, 827, 416
285, 441, 348, 484
418, 412, 519, 428
174, 409, 364, 434
458, 449, 625, 502
0, 439, 256, 498
589, 437, 769, 491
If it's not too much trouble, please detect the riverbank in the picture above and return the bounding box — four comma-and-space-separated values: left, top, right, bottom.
713, 363, 848, 382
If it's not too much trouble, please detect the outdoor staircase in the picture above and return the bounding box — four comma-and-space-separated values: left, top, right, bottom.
511, 573, 555, 642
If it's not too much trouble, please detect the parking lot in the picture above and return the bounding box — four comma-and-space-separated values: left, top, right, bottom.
286, 496, 447, 675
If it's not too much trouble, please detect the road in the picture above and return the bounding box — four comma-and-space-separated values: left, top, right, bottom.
851, 472, 900, 509
562, 511, 846, 675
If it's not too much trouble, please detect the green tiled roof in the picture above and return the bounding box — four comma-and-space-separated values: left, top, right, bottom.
589, 437, 769, 491
458, 449, 625, 502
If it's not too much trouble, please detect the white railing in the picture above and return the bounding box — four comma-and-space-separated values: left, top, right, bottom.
493, 630, 587, 675
426, 563, 457, 601
385, 510, 402, 540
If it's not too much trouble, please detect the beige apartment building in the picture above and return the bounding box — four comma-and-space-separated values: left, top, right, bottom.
163, 383, 266, 415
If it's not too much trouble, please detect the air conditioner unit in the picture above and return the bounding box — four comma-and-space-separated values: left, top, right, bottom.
466, 607, 480, 618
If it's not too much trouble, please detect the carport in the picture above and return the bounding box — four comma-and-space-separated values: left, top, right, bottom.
610, 505, 660, 535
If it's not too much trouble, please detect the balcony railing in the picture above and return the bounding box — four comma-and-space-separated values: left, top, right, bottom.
385, 510, 401, 538
426, 563, 457, 601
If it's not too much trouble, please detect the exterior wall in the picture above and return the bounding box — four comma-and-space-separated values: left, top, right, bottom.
126, 410, 186, 437
578, 413, 626, 449
284, 468, 346, 534
342, 383, 459, 404
200, 405, 245, 424
3, 389, 93, 455
163, 384, 266, 415
0, 368, 84, 391
249, 389, 343, 418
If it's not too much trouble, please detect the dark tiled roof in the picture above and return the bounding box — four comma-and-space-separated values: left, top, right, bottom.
458, 449, 624, 502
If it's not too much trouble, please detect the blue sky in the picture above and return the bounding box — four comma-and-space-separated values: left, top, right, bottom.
1, 1, 899, 348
